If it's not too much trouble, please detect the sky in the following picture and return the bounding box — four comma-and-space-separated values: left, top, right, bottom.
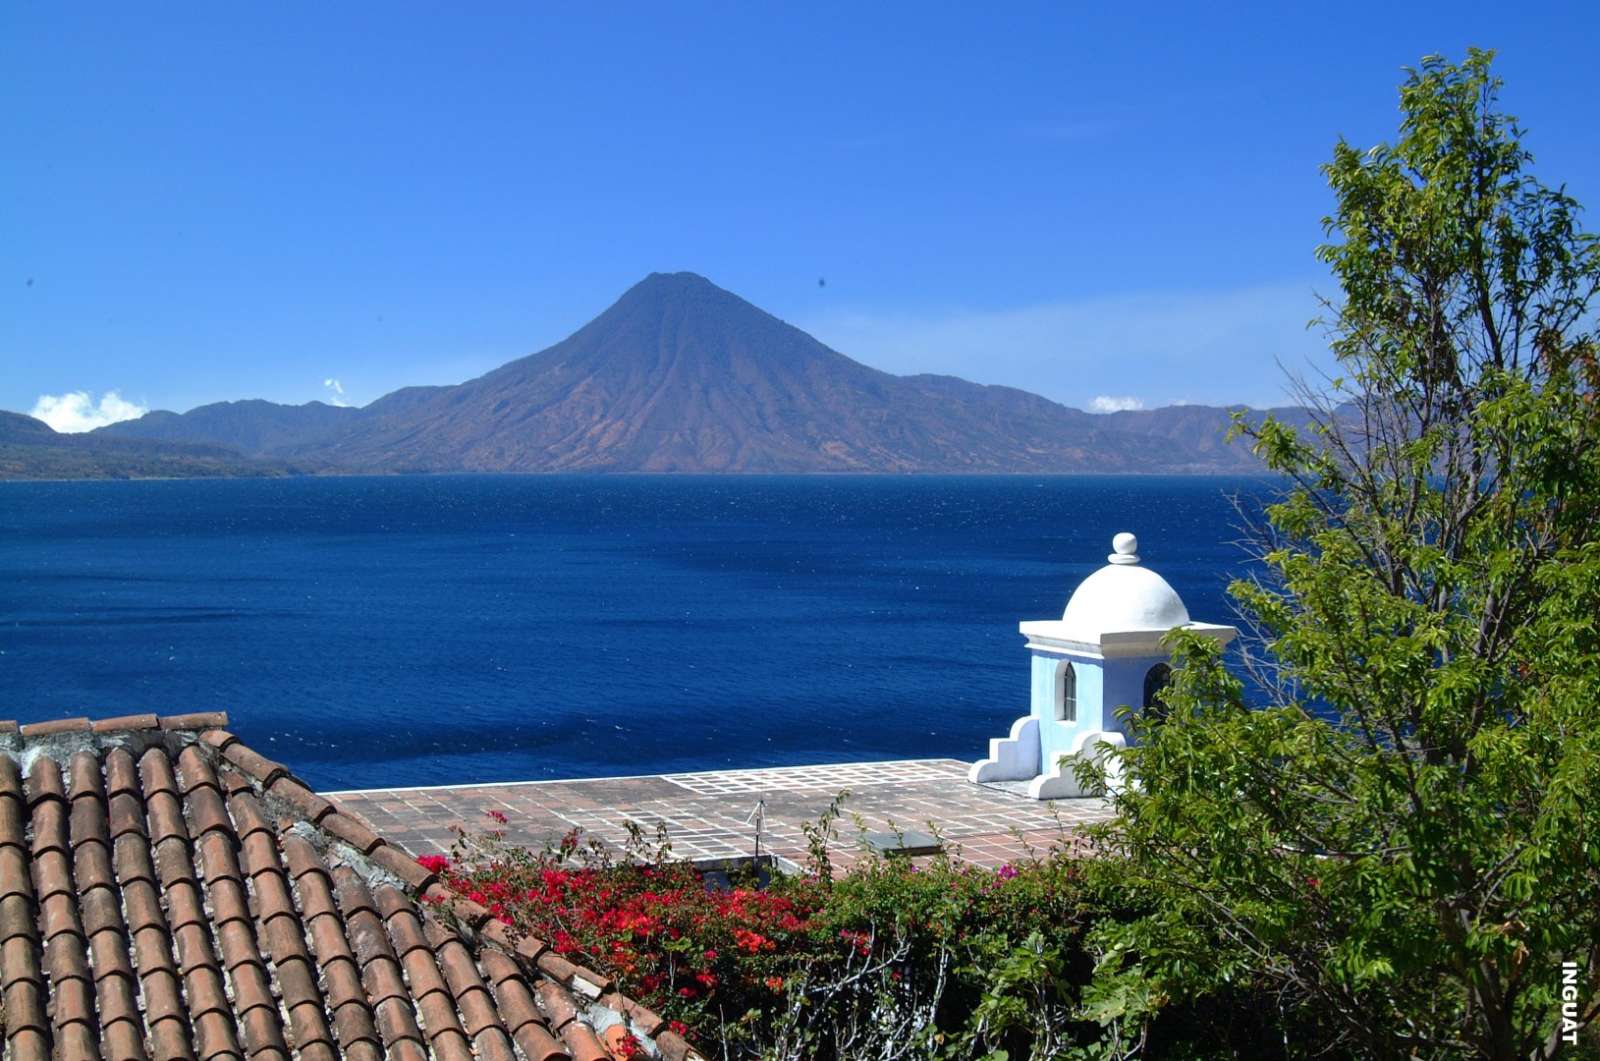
4, 3, 1597, 429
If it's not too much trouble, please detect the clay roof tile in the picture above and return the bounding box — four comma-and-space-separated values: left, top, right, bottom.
30, 800, 69, 859
322, 812, 385, 855
256, 881, 300, 933
79, 887, 123, 939
226, 793, 272, 841
0, 797, 23, 850
0, 893, 34, 946
47, 956, 95, 1014
101, 1019, 147, 1061
67, 750, 106, 798
284, 998, 338, 1060
266, 775, 334, 823
190, 1007, 243, 1059
198, 727, 240, 753
449, 896, 493, 928
25, 756, 66, 808
600, 990, 666, 1037
371, 996, 427, 1056
175, 745, 222, 794
74, 843, 116, 895
101, 748, 140, 798
94, 969, 141, 1027
39, 892, 81, 943
368, 843, 440, 891
383, 910, 433, 963
158, 712, 230, 731
0, 721, 675, 1061
559, 1021, 611, 1061
174, 921, 223, 978
121, 870, 164, 931
0, 755, 22, 800
31, 848, 74, 903
476, 917, 525, 955
279, 834, 327, 882
90, 712, 159, 733
165, 881, 208, 934
148, 1015, 196, 1060
0, 846, 32, 903
54, 1022, 103, 1061
330, 1000, 383, 1056
485, 969, 568, 1061
137, 747, 181, 799
654, 1028, 703, 1061
19, 716, 91, 738
3, 978, 50, 1034
107, 791, 147, 841
535, 980, 580, 1030
472, 1028, 522, 1061
219, 743, 288, 786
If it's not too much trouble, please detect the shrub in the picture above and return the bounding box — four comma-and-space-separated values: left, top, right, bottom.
426, 815, 1311, 1059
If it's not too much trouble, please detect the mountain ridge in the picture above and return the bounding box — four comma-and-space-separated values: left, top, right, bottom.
35, 271, 1305, 477
0, 410, 310, 480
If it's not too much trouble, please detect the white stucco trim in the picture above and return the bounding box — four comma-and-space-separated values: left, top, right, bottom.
968, 715, 1039, 783
1025, 729, 1127, 800
1021, 620, 1237, 659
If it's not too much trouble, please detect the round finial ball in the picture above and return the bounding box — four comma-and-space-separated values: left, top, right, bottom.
1112, 532, 1138, 555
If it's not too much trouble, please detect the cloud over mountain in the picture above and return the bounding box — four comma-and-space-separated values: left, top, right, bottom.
29, 391, 148, 433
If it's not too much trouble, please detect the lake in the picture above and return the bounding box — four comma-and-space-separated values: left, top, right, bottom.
0, 475, 1278, 789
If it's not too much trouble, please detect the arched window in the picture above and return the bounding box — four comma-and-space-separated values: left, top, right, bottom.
1057, 662, 1077, 722
1143, 663, 1172, 724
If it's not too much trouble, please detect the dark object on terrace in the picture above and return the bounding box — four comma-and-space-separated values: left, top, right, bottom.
862, 830, 943, 858
0, 712, 701, 1061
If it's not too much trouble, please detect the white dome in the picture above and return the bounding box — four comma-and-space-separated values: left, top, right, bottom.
1060, 534, 1191, 636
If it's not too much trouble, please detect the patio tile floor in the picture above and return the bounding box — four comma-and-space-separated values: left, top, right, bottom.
330, 758, 1113, 871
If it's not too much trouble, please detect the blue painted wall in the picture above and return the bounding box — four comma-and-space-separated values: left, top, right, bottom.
1030, 649, 1172, 767
1102, 657, 1163, 742
1030, 650, 1101, 771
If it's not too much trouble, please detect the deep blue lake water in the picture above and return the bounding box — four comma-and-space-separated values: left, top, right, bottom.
0, 475, 1278, 790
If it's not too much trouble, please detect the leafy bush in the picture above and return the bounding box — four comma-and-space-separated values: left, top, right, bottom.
427, 816, 1311, 1060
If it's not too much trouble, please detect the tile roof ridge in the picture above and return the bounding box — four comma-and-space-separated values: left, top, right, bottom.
194, 726, 706, 1060
0, 712, 707, 1059
0, 711, 231, 739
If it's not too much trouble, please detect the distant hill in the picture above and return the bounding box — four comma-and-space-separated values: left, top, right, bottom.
70, 272, 1304, 476
0, 411, 306, 481
99, 399, 357, 454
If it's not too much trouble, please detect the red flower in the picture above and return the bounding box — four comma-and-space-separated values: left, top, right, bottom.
485, 808, 509, 824
416, 854, 450, 874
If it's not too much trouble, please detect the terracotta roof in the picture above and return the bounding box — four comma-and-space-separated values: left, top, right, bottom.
0, 713, 702, 1061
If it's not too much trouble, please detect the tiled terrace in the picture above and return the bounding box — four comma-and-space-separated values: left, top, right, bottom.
332, 759, 1114, 871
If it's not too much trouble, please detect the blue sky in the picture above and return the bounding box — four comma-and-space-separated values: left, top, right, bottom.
4, 3, 1596, 428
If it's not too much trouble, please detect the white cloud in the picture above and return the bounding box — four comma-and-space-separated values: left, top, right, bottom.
798, 280, 1332, 411
322, 378, 349, 407
1090, 395, 1144, 413
29, 391, 148, 433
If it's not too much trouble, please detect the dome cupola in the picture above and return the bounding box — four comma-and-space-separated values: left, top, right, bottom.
1059, 533, 1191, 638
970, 530, 1240, 799
1018, 532, 1236, 658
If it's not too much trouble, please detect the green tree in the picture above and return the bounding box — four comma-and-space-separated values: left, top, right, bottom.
1085, 51, 1600, 1060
